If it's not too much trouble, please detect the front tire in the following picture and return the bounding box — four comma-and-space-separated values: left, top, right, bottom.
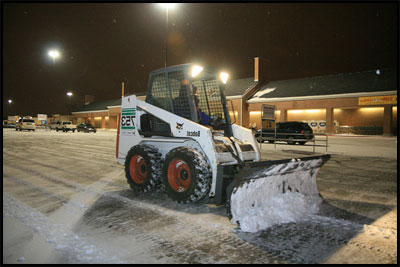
125, 144, 162, 193
162, 147, 212, 203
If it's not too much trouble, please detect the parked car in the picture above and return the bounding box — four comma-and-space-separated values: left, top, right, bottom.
254, 121, 314, 145
3, 120, 16, 128
77, 123, 96, 133
16, 118, 36, 131
49, 121, 60, 130
56, 121, 77, 132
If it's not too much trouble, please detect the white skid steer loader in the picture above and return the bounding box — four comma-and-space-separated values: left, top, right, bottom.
116, 63, 330, 226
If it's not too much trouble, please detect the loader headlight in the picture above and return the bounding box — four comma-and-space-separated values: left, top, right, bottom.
219, 72, 229, 84
191, 65, 203, 77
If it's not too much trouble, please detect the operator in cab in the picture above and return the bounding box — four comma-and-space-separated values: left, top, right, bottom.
192, 85, 212, 126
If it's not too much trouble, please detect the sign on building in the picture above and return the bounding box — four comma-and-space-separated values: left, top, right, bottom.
261, 104, 276, 119
37, 114, 47, 125
358, 95, 397, 105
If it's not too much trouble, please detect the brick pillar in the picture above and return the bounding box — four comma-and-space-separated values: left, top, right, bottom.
101, 117, 106, 129
326, 107, 334, 135
241, 98, 250, 128
280, 109, 287, 122
383, 105, 393, 136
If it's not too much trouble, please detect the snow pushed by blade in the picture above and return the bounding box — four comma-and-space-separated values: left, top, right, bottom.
231, 158, 324, 233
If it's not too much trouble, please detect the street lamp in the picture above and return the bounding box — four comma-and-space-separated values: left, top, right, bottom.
159, 3, 177, 68
48, 49, 60, 67
66, 92, 73, 97
8, 99, 13, 104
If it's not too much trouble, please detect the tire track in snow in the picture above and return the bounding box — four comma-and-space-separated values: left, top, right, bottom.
74, 192, 286, 264
3, 194, 127, 264
3, 163, 126, 205
5, 145, 114, 165
3, 154, 124, 188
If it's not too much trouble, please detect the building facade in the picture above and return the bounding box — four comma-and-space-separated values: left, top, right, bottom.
71, 58, 397, 136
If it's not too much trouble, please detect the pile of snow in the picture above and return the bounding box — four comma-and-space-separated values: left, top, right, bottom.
230, 158, 324, 233
232, 192, 322, 233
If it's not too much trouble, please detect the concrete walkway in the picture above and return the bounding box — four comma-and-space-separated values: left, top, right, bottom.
259, 135, 397, 159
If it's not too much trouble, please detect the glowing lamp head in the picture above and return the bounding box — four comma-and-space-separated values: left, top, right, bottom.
66, 92, 73, 96
48, 50, 60, 59
8, 99, 13, 104
159, 3, 176, 10
220, 72, 229, 84
191, 65, 204, 77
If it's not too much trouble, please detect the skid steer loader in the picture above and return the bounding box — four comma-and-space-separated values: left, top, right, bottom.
116, 63, 330, 226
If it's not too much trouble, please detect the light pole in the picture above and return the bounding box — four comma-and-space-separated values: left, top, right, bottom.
66, 92, 73, 114
159, 4, 176, 68
48, 49, 60, 67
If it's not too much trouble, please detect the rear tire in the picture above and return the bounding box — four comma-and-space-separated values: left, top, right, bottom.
298, 141, 306, 145
287, 136, 295, 145
125, 144, 162, 193
268, 140, 275, 144
162, 147, 212, 203
256, 137, 264, 143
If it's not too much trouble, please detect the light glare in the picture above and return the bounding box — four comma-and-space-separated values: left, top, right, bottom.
66, 92, 73, 96
48, 50, 60, 59
191, 65, 203, 77
159, 3, 176, 9
220, 72, 229, 84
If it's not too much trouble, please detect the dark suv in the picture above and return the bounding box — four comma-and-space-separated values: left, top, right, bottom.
254, 121, 314, 145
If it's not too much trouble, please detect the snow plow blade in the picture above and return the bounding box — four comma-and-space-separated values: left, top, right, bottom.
227, 154, 331, 227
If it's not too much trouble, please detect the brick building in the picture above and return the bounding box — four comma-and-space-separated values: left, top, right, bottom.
71, 58, 397, 136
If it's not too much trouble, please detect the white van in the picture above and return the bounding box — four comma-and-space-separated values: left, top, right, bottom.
16, 118, 36, 131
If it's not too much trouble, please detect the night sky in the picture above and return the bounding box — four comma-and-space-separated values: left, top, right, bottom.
2, 2, 398, 118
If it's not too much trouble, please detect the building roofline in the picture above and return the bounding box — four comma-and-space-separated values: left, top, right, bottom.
71, 109, 109, 114
247, 90, 397, 103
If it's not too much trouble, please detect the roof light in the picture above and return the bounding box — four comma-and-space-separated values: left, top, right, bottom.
220, 72, 229, 84
191, 65, 203, 77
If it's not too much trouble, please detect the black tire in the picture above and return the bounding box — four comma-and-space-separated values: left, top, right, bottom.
125, 144, 162, 193
56, 128, 59, 132
287, 136, 295, 145
298, 141, 306, 145
72, 129, 75, 133
162, 147, 212, 203
268, 140, 275, 144
256, 137, 264, 143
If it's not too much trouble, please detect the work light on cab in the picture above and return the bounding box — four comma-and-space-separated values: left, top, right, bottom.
220, 72, 229, 84
191, 65, 203, 77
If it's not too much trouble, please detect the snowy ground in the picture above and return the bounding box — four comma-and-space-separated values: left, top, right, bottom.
2, 128, 397, 264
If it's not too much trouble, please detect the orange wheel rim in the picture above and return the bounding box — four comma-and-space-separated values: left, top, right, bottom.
167, 159, 191, 192
130, 155, 147, 184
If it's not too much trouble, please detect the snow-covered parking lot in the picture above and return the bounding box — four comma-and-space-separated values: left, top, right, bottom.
3, 128, 397, 264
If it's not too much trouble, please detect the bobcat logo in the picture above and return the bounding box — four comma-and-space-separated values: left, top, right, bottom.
176, 122, 184, 130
